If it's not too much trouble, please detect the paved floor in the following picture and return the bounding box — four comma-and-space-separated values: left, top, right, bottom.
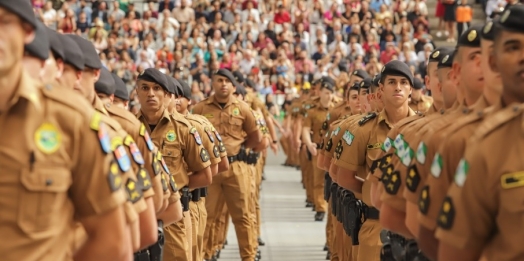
217, 151, 328, 261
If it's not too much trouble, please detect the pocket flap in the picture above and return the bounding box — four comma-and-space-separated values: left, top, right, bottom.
21, 167, 71, 192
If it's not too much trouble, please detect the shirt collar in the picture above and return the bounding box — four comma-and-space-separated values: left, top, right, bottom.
4, 70, 42, 112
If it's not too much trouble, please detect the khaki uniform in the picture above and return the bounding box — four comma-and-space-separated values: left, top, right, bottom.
419, 97, 491, 230
0, 73, 127, 260
299, 97, 320, 206
409, 95, 433, 113
192, 95, 260, 261
137, 109, 211, 261
334, 108, 416, 261
184, 113, 221, 261
435, 103, 524, 261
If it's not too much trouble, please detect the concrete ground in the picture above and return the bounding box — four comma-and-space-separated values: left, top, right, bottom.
217, 150, 328, 261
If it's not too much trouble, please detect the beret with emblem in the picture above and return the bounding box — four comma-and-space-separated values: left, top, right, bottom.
178, 79, 192, 100
138, 68, 169, 92
322, 76, 336, 89
112, 73, 129, 101
0, 0, 36, 28
372, 73, 381, 86
457, 24, 483, 47
214, 68, 236, 83
232, 71, 245, 84
352, 69, 370, 80
66, 34, 103, 69
381, 60, 414, 87
24, 20, 50, 61
311, 78, 322, 85
95, 67, 116, 95
497, 4, 524, 33
438, 50, 455, 69
481, 19, 497, 40
57, 34, 84, 71
166, 76, 179, 95
428, 47, 453, 63
349, 81, 360, 91
359, 77, 373, 90
245, 78, 256, 89
45, 28, 65, 61
412, 77, 424, 90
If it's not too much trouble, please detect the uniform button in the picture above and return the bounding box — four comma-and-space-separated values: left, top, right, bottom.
45, 179, 53, 186
168, 151, 172, 156
514, 106, 520, 112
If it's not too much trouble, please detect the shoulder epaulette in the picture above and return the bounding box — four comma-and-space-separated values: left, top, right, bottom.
472, 105, 524, 141
41, 83, 93, 114
358, 112, 378, 126
172, 113, 192, 127
106, 104, 141, 126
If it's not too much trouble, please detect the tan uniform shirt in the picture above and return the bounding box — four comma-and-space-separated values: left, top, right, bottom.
192, 96, 259, 156
334, 108, 417, 205
303, 102, 334, 145
435, 104, 524, 261
409, 95, 433, 113
190, 113, 227, 158
419, 97, 492, 229
0, 72, 127, 260
326, 114, 366, 161
185, 113, 222, 165
137, 109, 211, 188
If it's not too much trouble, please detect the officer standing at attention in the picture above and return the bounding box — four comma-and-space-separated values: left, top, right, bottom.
135, 68, 213, 261
416, 20, 502, 260
334, 61, 417, 261
67, 35, 158, 252
408, 77, 434, 113
436, 7, 524, 260
112, 74, 131, 109
0, 0, 132, 260
172, 76, 225, 261
192, 69, 262, 261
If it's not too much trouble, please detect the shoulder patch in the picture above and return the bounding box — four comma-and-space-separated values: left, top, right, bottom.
124, 135, 144, 165
111, 137, 131, 172
169, 174, 178, 192
151, 152, 162, 176
107, 160, 123, 192
406, 165, 421, 192
381, 164, 395, 184
139, 123, 155, 151
384, 170, 401, 195
160, 173, 168, 192
418, 186, 430, 214
358, 112, 377, 126
342, 130, 355, 146
454, 158, 469, 187
190, 127, 203, 145
437, 197, 455, 229
204, 127, 215, 143
335, 140, 344, 159
136, 167, 152, 191
212, 127, 223, 142
157, 152, 170, 174
200, 148, 210, 162
126, 178, 143, 203
213, 145, 220, 158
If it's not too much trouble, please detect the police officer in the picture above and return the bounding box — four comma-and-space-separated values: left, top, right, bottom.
67, 34, 158, 252
172, 76, 225, 261
0, 0, 132, 259
135, 68, 213, 261
192, 69, 262, 261
416, 20, 501, 260
334, 61, 417, 261
436, 6, 524, 260
408, 78, 433, 113
112, 73, 131, 109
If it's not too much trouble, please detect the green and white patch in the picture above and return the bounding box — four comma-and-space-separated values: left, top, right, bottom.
454, 158, 469, 187
382, 137, 392, 152
394, 134, 404, 149
326, 113, 331, 121
416, 142, 428, 164
401, 147, 415, 166
332, 126, 341, 137
342, 130, 355, 146
430, 153, 443, 178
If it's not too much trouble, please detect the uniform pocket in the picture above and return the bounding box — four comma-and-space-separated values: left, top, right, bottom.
162, 145, 181, 171
228, 116, 243, 138
18, 167, 71, 236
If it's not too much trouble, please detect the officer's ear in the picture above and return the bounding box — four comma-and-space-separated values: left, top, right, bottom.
488, 46, 498, 73
22, 22, 35, 45
93, 69, 101, 82
109, 94, 115, 103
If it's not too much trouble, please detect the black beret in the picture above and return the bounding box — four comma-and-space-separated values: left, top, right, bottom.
66, 34, 102, 69
214, 69, 236, 83
112, 73, 129, 101
311, 78, 322, 85
338, 62, 349, 73
45, 28, 65, 60
438, 51, 455, 69
412, 77, 424, 90
498, 4, 524, 33
428, 47, 454, 63
58, 34, 84, 71
352, 69, 370, 79
178, 79, 192, 100
232, 71, 244, 84
372, 73, 381, 86
321, 76, 336, 89
380, 60, 414, 87
138, 68, 169, 92
234, 82, 247, 97
348, 82, 360, 91
24, 20, 49, 61
245, 78, 256, 89
481, 19, 496, 40
95, 67, 116, 95
457, 24, 483, 48
359, 77, 373, 90
0, 0, 36, 28
166, 76, 178, 95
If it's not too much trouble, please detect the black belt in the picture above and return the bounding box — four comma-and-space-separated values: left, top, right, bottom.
191, 189, 201, 202
228, 155, 239, 164
365, 207, 380, 220
134, 249, 150, 261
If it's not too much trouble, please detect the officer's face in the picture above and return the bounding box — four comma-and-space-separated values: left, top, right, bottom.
425, 62, 440, 102
136, 80, 169, 112
358, 88, 369, 111
457, 46, 483, 97
61, 64, 81, 90
212, 75, 234, 99
78, 68, 100, 101
97, 93, 113, 104
380, 75, 411, 107
491, 30, 524, 101
175, 96, 190, 113
437, 68, 456, 108
113, 97, 128, 109
0, 7, 35, 75
347, 89, 361, 114
21, 55, 44, 80
319, 88, 333, 104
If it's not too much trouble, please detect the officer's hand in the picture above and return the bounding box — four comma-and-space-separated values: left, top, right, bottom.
270, 142, 278, 155
307, 143, 317, 156
294, 140, 302, 152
